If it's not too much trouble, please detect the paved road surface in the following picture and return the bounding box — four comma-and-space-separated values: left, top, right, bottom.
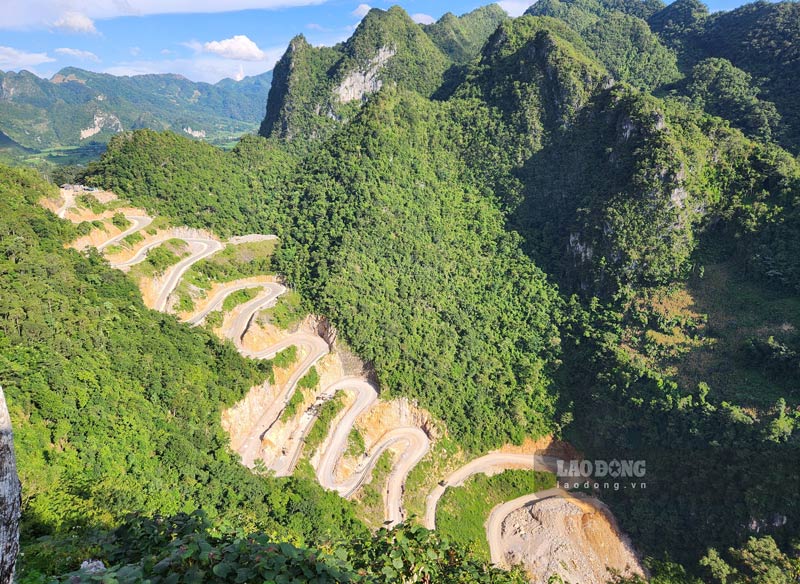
185, 281, 284, 327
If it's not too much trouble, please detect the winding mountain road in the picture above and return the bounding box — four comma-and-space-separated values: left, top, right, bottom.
423, 453, 562, 530
186, 281, 285, 327
270, 376, 376, 477
54, 197, 594, 570
225, 286, 288, 348
56, 190, 76, 219
110, 236, 224, 312
238, 334, 330, 467
96, 216, 153, 252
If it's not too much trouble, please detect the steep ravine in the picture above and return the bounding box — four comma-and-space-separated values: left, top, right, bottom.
48, 188, 644, 583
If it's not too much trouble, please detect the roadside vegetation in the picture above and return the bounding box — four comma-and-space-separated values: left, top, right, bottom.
437, 470, 557, 560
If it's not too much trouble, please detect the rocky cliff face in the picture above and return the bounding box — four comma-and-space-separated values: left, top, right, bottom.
259, 6, 450, 145
80, 111, 124, 140
335, 47, 395, 103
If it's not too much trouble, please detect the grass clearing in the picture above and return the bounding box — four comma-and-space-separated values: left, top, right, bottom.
404, 434, 465, 521
76, 193, 108, 214
355, 451, 394, 529
281, 386, 311, 423
263, 290, 305, 330
128, 239, 189, 279
143, 216, 172, 236
183, 240, 277, 290
346, 428, 366, 458
304, 394, 347, 455
297, 366, 319, 391
111, 212, 131, 230
123, 231, 144, 247
222, 287, 260, 313
75, 220, 106, 237
678, 261, 800, 407
273, 345, 298, 369
617, 255, 800, 409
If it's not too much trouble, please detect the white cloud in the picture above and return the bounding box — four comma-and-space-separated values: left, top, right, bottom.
410, 13, 435, 25
129, 46, 141, 56
181, 40, 203, 52
306, 23, 327, 31
202, 35, 267, 61
2, 0, 331, 30
352, 3, 371, 18
55, 47, 100, 61
0, 46, 55, 70
497, 0, 537, 17
53, 12, 98, 34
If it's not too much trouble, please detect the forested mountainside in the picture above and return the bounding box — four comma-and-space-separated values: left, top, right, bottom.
422, 5, 510, 63
0, 163, 526, 583
525, 0, 800, 151
4, 1, 800, 582
647, 0, 800, 152
259, 5, 507, 146
0, 67, 272, 155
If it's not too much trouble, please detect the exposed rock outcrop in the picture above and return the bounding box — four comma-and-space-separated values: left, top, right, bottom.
335, 47, 395, 103
499, 495, 645, 584
80, 112, 123, 140
0, 387, 21, 584
222, 381, 282, 453
182, 126, 206, 138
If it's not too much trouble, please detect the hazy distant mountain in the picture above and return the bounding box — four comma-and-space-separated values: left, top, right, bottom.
0, 67, 272, 151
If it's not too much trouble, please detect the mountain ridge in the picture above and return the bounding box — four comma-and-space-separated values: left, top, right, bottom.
0, 66, 273, 154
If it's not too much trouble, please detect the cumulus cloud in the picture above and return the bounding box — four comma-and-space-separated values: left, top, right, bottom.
410, 13, 435, 25
53, 12, 98, 34
2, 0, 331, 30
202, 35, 267, 61
55, 47, 100, 61
497, 0, 537, 17
0, 46, 55, 70
352, 3, 371, 18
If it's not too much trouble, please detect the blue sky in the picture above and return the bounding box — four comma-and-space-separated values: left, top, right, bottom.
0, 0, 764, 84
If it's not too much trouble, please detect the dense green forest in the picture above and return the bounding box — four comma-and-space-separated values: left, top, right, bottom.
648, 0, 800, 153
4, 0, 800, 581
0, 164, 365, 577
82, 5, 800, 578
422, 5, 509, 64
86, 131, 294, 237
0, 163, 526, 583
